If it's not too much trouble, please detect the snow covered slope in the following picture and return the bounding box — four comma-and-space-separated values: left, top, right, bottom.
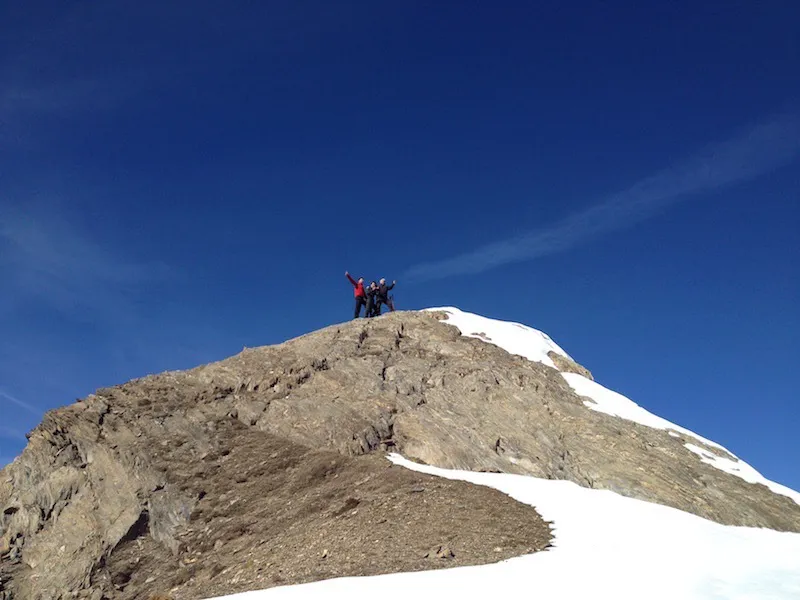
426, 306, 573, 367
428, 307, 800, 506
212, 455, 800, 600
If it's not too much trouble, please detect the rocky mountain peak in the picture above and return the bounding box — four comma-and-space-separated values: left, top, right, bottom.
1, 308, 798, 599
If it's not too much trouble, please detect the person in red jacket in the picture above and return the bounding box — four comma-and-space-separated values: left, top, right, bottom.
345, 271, 367, 318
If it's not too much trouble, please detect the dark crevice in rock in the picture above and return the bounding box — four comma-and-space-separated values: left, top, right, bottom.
118, 510, 149, 546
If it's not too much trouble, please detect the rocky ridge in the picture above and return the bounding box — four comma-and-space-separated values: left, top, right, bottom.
1, 308, 798, 599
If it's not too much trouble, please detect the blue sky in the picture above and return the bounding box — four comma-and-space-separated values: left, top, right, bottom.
1, 2, 798, 490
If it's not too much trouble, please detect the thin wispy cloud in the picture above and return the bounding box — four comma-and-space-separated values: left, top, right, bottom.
0, 390, 40, 416
0, 2, 366, 129
0, 4, 148, 148
0, 204, 169, 318
0, 203, 174, 421
0, 424, 27, 441
404, 113, 800, 282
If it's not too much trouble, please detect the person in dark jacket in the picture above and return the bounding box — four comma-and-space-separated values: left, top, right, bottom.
374, 278, 396, 315
365, 281, 378, 317
345, 271, 367, 318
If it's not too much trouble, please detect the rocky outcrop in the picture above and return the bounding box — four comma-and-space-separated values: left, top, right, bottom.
547, 351, 593, 380
1, 310, 798, 599
0, 378, 549, 600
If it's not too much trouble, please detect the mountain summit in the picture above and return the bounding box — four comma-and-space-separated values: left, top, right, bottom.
1, 308, 798, 599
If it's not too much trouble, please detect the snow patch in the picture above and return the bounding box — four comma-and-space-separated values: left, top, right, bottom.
425, 306, 572, 368
425, 307, 800, 507
563, 373, 800, 506
685, 443, 800, 505
211, 454, 800, 600
561, 372, 725, 449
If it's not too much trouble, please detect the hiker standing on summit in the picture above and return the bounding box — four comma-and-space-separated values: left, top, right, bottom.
345, 271, 367, 318
374, 278, 396, 315
365, 281, 379, 318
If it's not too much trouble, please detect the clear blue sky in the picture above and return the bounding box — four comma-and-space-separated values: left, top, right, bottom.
1, 2, 798, 491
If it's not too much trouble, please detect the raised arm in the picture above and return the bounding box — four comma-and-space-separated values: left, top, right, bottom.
387, 280, 396, 290
345, 272, 357, 286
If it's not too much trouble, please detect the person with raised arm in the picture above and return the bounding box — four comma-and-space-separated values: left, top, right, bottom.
374, 278, 396, 315
345, 271, 367, 318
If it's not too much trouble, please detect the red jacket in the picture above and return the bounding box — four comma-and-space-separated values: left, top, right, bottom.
346, 274, 366, 298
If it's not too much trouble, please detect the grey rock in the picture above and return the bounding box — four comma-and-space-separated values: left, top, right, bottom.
0, 310, 798, 599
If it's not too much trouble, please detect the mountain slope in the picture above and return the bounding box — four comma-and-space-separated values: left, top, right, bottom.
429, 307, 800, 506
172, 307, 796, 528
212, 455, 800, 600
1, 308, 798, 599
